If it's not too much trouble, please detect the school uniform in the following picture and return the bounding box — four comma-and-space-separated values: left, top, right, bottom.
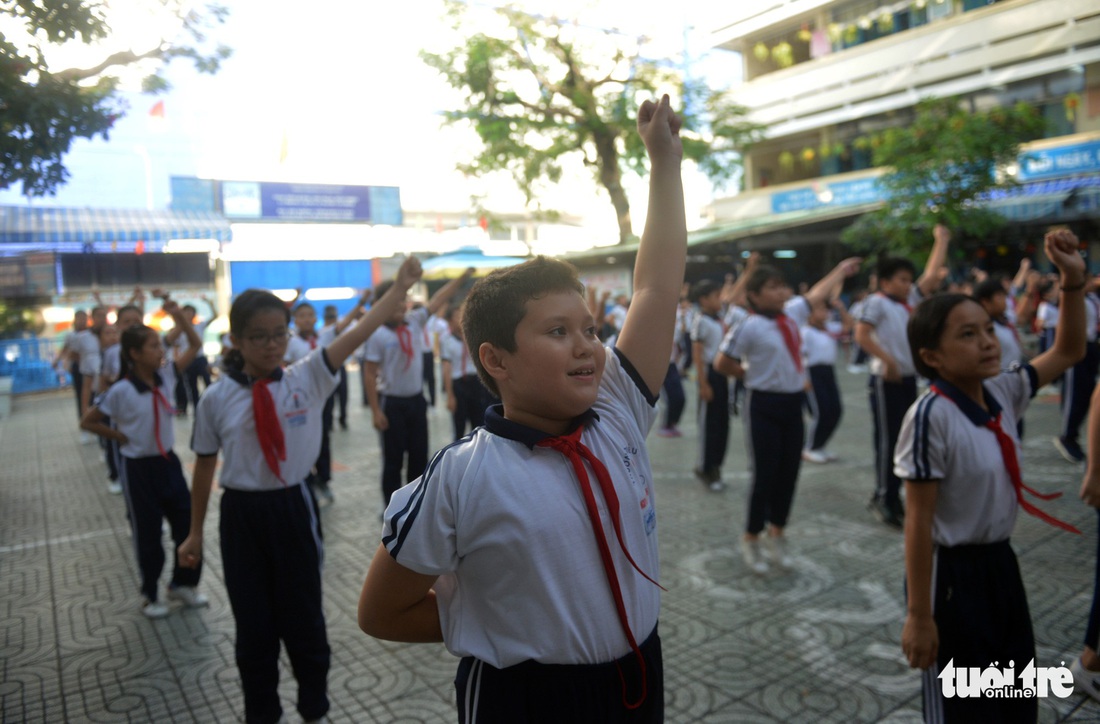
993, 318, 1022, 371
721, 297, 810, 535
97, 362, 200, 603
286, 332, 332, 489
319, 322, 348, 429
364, 306, 430, 505
894, 365, 1073, 724
1059, 293, 1100, 453
73, 328, 101, 409
191, 349, 338, 724
384, 347, 663, 723
801, 323, 842, 453
691, 311, 729, 479
174, 321, 210, 414
439, 331, 492, 441
1035, 300, 1059, 355
859, 289, 922, 519
99, 343, 124, 483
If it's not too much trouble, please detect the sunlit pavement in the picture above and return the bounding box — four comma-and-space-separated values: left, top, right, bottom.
3, 362, 1099, 723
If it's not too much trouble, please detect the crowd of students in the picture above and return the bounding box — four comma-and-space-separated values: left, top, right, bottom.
56, 95, 1100, 723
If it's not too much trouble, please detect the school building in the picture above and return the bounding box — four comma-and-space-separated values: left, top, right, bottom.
568, 0, 1100, 287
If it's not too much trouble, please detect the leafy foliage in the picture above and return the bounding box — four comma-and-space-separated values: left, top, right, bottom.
0, 0, 231, 196
421, 1, 762, 244
841, 97, 1046, 257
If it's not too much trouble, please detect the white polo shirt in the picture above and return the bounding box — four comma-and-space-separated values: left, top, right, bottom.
802, 324, 838, 368
97, 363, 180, 459
894, 365, 1037, 547
1036, 301, 1058, 331
72, 329, 101, 377
691, 313, 724, 367
284, 332, 318, 365
364, 307, 428, 396
101, 343, 122, 383
191, 349, 339, 491
439, 333, 476, 379
720, 296, 811, 393
858, 290, 922, 378
383, 347, 660, 668
994, 320, 1022, 370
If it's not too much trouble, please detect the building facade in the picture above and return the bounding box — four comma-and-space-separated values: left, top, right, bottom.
701, 0, 1100, 275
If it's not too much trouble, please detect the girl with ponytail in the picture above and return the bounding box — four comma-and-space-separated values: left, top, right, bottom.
176, 257, 423, 724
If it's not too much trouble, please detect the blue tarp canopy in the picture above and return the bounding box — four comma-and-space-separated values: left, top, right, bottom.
0, 205, 232, 253
984, 175, 1100, 222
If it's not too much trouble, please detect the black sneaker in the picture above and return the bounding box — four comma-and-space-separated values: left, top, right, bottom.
868, 498, 902, 529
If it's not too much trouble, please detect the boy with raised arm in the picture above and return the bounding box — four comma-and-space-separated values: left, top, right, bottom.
357, 95, 685, 723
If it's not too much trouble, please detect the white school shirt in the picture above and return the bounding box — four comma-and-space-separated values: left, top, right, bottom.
101, 343, 122, 383
439, 332, 476, 379
72, 329, 101, 377
721, 296, 811, 393
364, 307, 428, 396
691, 312, 724, 367
191, 349, 339, 491
383, 347, 660, 668
284, 332, 319, 365
723, 304, 749, 333
994, 320, 1022, 370
1036, 301, 1059, 331
801, 324, 838, 367
1087, 293, 1100, 343
97, 363, 180, 459
893, 365, 1037, 547
858, 289, 922, 378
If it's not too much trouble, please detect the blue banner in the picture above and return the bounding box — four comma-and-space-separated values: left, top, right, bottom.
1017, 139, 1100, 182
770, 176, 886, 214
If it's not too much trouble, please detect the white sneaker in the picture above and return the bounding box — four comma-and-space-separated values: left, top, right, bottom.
80, 431, 96, 445
766, 535, 793, 568
107, 480, 122, 495
167, 586, 209, 608
823, 450, 839, 462
741, 538, 769, 574
142, 600, 170, 619
1071, 656, 1100, 702
801, 449, 829, 464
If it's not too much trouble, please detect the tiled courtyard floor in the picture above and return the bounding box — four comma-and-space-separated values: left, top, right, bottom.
3, 363, 1100, 722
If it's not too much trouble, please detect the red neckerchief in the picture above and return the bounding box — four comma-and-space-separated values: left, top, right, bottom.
878, 290, 912, 314
536, 423, 664, 710
750, 309, 803, 373
130, 373, 175, 459
930, 384, 1079, 534
395, 324, 414, 370
253, 377, 287, 485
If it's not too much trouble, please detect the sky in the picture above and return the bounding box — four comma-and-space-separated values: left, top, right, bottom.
1, 0, 741, 249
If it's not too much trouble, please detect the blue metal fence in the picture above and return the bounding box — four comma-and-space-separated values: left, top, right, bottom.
0, 337, 66, 394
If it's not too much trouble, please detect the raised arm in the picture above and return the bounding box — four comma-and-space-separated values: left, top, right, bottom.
721, 253, 761, 310
803, 257, 862, 309
615, 95, 686, 396
165, 301, 203, 373
916, 224, 952, 297
334, 290, 371, 334
427, 267, 475, 317
327, 257, 424, 369
1031, 229, 1087, 388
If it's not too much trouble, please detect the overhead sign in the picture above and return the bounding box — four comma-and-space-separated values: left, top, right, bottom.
1017, 139, 1100, 182
219, 181, 403, 224
770, 176, 886, 214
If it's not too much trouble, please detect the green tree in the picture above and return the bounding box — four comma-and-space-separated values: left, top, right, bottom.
421, 1, 762, 244
841, 96, 1046, 257
1, 0, 231, 196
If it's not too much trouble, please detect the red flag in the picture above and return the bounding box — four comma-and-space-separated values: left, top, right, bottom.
149, 100, 165, 119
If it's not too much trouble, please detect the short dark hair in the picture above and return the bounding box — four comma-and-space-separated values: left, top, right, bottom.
115, 304, 143, 327
744, 264, 785, 296
462, 256, 583, 397
225, 289, 290, 371
907, 293, 975, 380
973, 278, 1006, 302
292, 302, 314, 314
688, 279, 720, 304
877, 256, 917, 284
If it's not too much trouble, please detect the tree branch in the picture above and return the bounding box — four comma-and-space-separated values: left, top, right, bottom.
54, 45, 166, 82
